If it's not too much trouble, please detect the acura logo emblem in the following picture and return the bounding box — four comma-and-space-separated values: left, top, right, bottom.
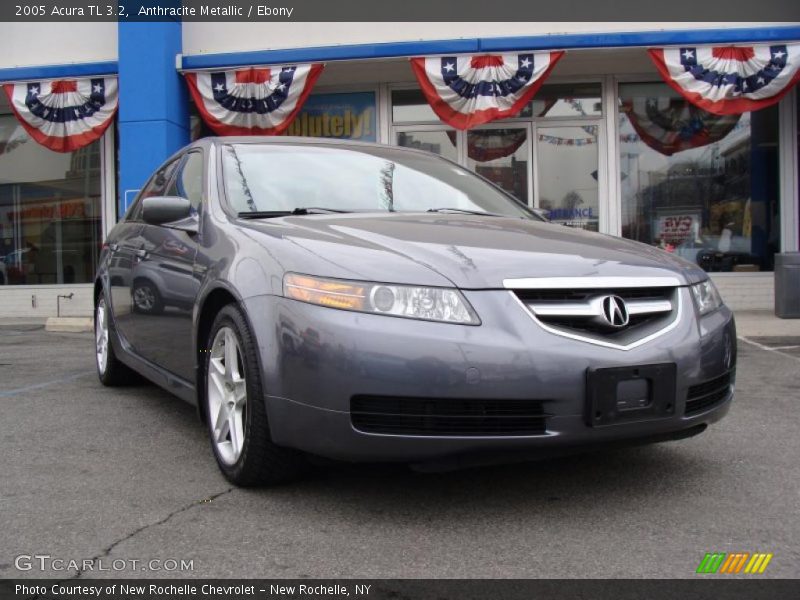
601, 295, 630, 328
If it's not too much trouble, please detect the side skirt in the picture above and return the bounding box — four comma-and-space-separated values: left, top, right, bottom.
108, 315, 197, 406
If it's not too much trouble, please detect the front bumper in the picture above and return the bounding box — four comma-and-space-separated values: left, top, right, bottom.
244, 289, 736, 463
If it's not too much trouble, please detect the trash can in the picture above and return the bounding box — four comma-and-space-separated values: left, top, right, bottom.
775, 252, 800, 318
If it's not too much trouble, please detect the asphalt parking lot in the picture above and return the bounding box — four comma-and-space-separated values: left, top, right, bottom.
1, 324, 799, 579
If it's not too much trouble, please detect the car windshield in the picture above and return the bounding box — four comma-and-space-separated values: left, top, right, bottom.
221, 143, 537, 219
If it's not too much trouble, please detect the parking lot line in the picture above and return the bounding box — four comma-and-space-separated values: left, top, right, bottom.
0, 370, 95, 398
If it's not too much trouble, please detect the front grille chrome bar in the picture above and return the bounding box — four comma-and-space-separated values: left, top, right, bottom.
528, 298, 673, 318
503, 276, 683, 289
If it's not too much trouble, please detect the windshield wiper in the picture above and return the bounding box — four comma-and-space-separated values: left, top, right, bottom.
426, 207, 505, 217
237, 207, 350, 219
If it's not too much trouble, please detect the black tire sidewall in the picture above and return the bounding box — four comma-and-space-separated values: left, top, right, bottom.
204, 304, 266, 483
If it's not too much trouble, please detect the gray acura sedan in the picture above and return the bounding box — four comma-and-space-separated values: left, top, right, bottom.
95, 137, 736, 485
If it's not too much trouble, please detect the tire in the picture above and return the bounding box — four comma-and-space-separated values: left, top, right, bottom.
204, 304, 307, 486
132, 279, 163, 314
95, 294, 137, 386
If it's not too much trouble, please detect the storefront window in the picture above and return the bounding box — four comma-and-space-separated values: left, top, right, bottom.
619, 82, 780, 272
467, 128, 529, 203
284, 92, 377, 141
537, 125, 599, 230
391, 89, 439, 123
528, 82, 603, 118
0, 114, 103, 285
396, 130, 458, 162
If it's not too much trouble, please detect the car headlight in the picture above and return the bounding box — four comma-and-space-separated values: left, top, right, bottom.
283, 274, 480, 325
690, 279, 724, 316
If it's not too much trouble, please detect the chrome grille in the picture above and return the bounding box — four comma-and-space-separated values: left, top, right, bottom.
510, 283, 680, 347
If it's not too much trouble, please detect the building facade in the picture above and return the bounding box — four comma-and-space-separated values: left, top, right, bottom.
0, 21, 798, 316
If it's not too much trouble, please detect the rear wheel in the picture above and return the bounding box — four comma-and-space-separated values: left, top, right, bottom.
95, 294, 136, 386
205, 304, 307, 486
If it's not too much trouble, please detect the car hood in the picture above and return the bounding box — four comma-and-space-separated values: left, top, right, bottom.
243, 213, 707, 289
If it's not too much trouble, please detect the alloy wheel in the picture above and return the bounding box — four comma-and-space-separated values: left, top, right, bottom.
95, 298, 109, 374
207, 326, 247, 465
133, 285, 155, 311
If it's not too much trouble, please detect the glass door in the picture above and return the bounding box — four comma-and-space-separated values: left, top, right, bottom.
395, 127, 458, 163
467, 126, 531, 205
535, 123, 601, 231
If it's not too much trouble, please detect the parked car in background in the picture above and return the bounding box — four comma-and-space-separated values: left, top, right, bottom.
94, 138, 737, 486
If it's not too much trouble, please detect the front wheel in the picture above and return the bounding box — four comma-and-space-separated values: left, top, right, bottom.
205, 304, 307, 486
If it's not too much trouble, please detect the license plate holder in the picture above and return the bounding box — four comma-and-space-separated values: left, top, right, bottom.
586, 363, 677, 427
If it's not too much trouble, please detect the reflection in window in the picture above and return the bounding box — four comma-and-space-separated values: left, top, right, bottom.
396, 130, 458, 162
221, 144, 533, 219
619, 82, 779, 272
392, 89, 440, 123
528, 82, 603, 118
0, 115, 103, 285
467, 128, 529, 204
537, 126, 599, 230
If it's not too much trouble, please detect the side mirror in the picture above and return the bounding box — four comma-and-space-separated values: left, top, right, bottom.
142, 196, 197, 232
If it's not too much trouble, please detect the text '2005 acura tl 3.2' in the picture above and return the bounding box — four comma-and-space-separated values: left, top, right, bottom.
95, 137, 736, 486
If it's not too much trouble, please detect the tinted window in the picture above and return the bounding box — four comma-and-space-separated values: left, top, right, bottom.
127, 158, 181, 221
172, 152, 204, 210
222, 144, 536, 219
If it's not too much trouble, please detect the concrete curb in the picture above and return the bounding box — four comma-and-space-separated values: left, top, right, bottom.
45, 317, 93, 333
733, 310, 800, 338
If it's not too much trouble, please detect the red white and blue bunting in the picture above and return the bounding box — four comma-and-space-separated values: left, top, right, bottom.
410, 52, 564, 130
649, 44, 800, 115
184, 64, 324, 136
621, 97, 740, 156
2, 77, 118, 153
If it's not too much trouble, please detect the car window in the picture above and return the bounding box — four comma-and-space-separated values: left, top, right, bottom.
126, 158, 182, 221
221, 144, 537, 219
172, 152, 204, 211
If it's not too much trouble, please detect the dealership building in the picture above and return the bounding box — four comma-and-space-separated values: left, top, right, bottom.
0, 21, 798, 317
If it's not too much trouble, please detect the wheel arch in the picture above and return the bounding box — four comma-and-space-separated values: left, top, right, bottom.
195, 285, 259, 424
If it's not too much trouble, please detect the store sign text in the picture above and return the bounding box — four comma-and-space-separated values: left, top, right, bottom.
285, 92, 377, 141
656, 214, 698, 245
6, 201, 87, 223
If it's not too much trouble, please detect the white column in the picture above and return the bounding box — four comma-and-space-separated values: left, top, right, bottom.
779, 87, 798, 253
603, 75, 621, 237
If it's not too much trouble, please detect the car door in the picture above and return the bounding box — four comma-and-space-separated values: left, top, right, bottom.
127, 151, 204, 381
109, 158, 181, 349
